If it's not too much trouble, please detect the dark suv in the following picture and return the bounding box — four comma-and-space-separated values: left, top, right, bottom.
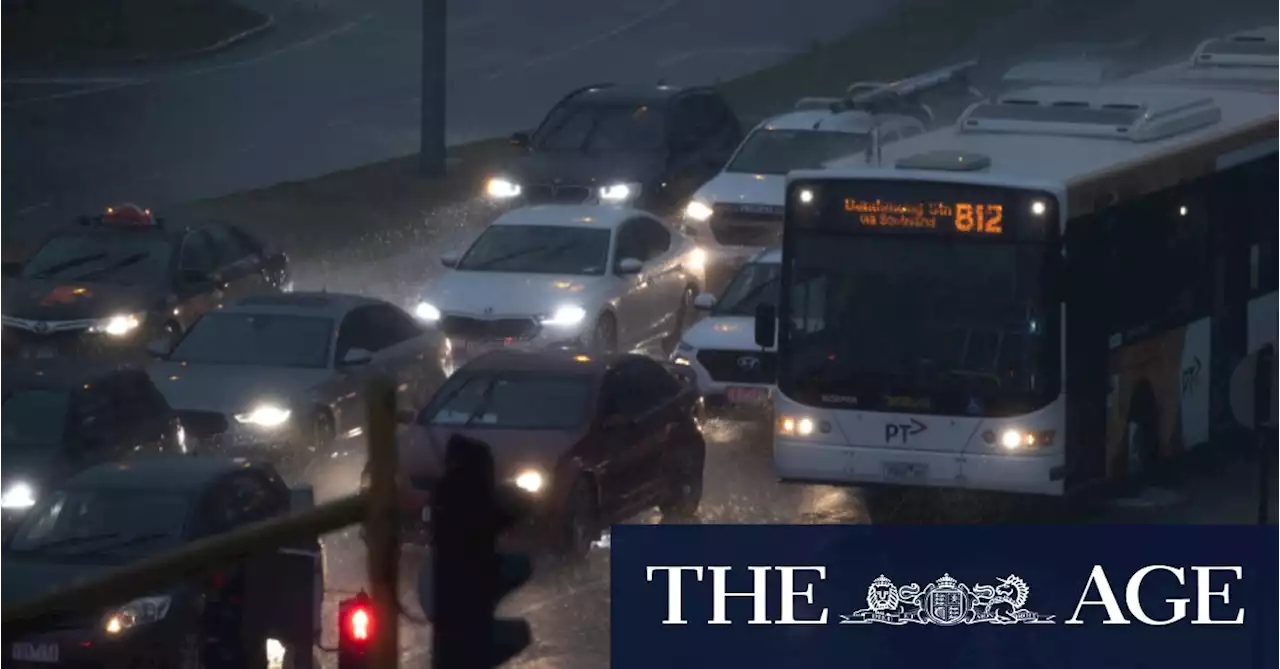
483, 83, 743, 213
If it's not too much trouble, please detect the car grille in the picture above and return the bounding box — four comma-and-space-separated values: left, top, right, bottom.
710, 203, 783, 247
439, 316, 539, 340
697, 349, 777, 384
2, 326, 100, 358
526, 184, 593, 204
177, 410, 230, 440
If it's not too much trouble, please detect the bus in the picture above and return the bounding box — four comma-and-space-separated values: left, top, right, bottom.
760, 26, 1278, 496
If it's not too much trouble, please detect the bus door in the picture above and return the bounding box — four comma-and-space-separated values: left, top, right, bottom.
1063, 220, 1109, 489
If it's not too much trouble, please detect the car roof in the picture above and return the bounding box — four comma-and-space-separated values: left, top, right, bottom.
460, 348, 632, 375
569, 83, 699, 107
223, 291, 383, 318
756, 109, 884, 134
490, 204, 645, 230
3, 358, 146, 392
64, 456, 260, 493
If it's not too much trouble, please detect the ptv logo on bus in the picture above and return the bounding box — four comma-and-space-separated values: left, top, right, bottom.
884, 418, 927, 444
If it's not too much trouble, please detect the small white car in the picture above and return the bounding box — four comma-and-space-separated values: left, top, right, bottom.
148, 292, 450, 473
681, 108, 925, 258
414, 204, 706, 363
672, 247, 828, 418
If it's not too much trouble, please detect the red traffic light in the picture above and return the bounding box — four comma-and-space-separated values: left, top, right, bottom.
348, 606, 372, 642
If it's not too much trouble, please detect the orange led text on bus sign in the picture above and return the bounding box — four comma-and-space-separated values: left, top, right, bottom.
843, 199, 1004, 234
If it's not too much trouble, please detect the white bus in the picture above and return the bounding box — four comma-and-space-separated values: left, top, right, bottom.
760, 26, 1278, 496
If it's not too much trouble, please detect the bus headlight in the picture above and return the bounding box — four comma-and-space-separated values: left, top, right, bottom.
778, 415, 829, 437
684, 200, 713, 222
984, 428, 1056, 450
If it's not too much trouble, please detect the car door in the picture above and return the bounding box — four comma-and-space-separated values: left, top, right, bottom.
628, 357, 691, 503
632, 217, 686, 338
204, 223, 268, 301
362, 305, 448, 411
67, 383, 129, 473
594, 360, 667, 518
610, 221, 656, 346
327, 308, 383, 435
175, 229, 226, 323
108, 370, 175, 453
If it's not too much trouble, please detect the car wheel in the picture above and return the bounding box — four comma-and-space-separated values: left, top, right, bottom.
660, 460, 704, 522
309, 409, 336, 454
1124, 401, 1158, 482
663, 287, 695, 355
557, 477, 599, 562
590, 313, 618, 354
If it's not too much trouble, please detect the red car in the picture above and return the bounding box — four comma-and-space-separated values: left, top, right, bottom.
397, 349, 705, 559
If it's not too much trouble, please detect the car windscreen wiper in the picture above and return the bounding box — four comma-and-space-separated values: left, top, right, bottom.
17, 531, 121, 553
28, 253, 108, 278
71, 252, 149, 281
65, 531, 171, 555
463, 375, 502, 428
463, 241, 577, 271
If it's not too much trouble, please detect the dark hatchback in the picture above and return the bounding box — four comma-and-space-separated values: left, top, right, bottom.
483, 83, 742, 213
397, 349, 706, 559
2, 203, 289, 360
3, 457, 320, 669
2, 360, 184, 535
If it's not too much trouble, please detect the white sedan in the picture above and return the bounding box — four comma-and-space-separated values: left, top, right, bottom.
147, 292, 451, 474
414, 204, 706, 362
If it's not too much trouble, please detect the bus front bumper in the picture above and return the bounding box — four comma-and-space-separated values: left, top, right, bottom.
774, 439, 1064, 496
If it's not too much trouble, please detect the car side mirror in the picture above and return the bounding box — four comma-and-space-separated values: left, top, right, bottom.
395, 409, 416, 424
342, 348, 374, 366
754, 303, 777, 348
2, 261, 22, 278
693, 292, 716, 310
602, 414, 633, 430
615, 257, 643, 275
509, 131, 530, 148
439, 251, 460, 268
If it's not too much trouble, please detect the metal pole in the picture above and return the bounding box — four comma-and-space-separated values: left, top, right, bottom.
419, 0, 447, 177
2, 495, 367, 636
364, 376, 401, 668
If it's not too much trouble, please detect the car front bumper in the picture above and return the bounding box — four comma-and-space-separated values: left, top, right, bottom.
6, 613, 195, 669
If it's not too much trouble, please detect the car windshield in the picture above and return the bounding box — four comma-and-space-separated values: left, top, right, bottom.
457, 225, 611, 275
535, 103, 665, 152
714, 263, 781, 316
781, 233, 1057, 416
171, 313, 334, 368
2, 390, 72, 445
8, 489, 188, 556
421, 370, 594, 429
20, 233, 171, 285
726, 129, 870, 175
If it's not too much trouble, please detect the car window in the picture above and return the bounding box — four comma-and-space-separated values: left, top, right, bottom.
367, 305, 425, 349
2, 389, 72, 445
422, 370, 594, 429
599, 359, 666, 417
535, 103, 666, 152
634, 218, 672, 257
74, 382, 122, 449
204, 224, 257, 266
668, 98, 702, 151
458, 225, 610, 276
9, 489, 189, 555
631, 357, 683, 403
110, 371, 169, 426
614, 222, 651, 264
19, 232, 171, 285
180, 230, 217, 273
203, 473, 282, 532
335, 307, 383, 361
725, 129, 870, 175
171, 312, 334, 368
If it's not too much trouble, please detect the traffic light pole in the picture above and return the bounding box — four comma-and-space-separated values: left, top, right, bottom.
419, 0, 447, 177
364, 377, 400, 668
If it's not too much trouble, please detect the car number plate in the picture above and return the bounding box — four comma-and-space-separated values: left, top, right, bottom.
882, 461, 929, 481
460, 339, 507, 355
726, 386, 767, 404
11, 642, 59, 663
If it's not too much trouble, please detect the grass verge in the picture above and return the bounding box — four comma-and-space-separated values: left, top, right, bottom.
173, 0, 1033, 260
2, 0, 269, 67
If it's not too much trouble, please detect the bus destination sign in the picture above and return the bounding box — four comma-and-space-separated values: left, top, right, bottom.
844, 198, 1005, 235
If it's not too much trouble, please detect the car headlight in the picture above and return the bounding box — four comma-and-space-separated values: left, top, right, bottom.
599, 182, 641, 202
686, 247, 707, 271
513, 469, 545, 493
539, 305, 586, 327
234, 404, 292, 427
415, 302, 442, 322
89, 313, 143, 337
104, 595, 171, 635
485, 177, 522, 199
1, 482, 36, 509
684, 200, 713, 221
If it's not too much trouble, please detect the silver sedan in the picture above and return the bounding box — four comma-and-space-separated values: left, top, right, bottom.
148, 292, 451, 473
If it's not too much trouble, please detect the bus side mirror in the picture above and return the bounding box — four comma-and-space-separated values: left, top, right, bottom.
754, 303, 776, 349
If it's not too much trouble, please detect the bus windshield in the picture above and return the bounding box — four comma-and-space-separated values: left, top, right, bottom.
779, 181, 1060, 416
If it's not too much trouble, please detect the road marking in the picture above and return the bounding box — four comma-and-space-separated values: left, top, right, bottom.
15, 202, 51, 216
484, 0, 685, 80
1, 14, 374, 108
657, 46, 800, 68
3, 76, 136, 85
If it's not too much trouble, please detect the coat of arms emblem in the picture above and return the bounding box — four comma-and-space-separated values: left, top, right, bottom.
840, 573, 1055, 626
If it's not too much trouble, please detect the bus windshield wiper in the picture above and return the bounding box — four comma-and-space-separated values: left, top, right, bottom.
28, 253, 108, 278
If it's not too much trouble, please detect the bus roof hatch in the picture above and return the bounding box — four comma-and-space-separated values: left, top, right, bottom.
958, 88, 1221, 142
895, 150, 991, 172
